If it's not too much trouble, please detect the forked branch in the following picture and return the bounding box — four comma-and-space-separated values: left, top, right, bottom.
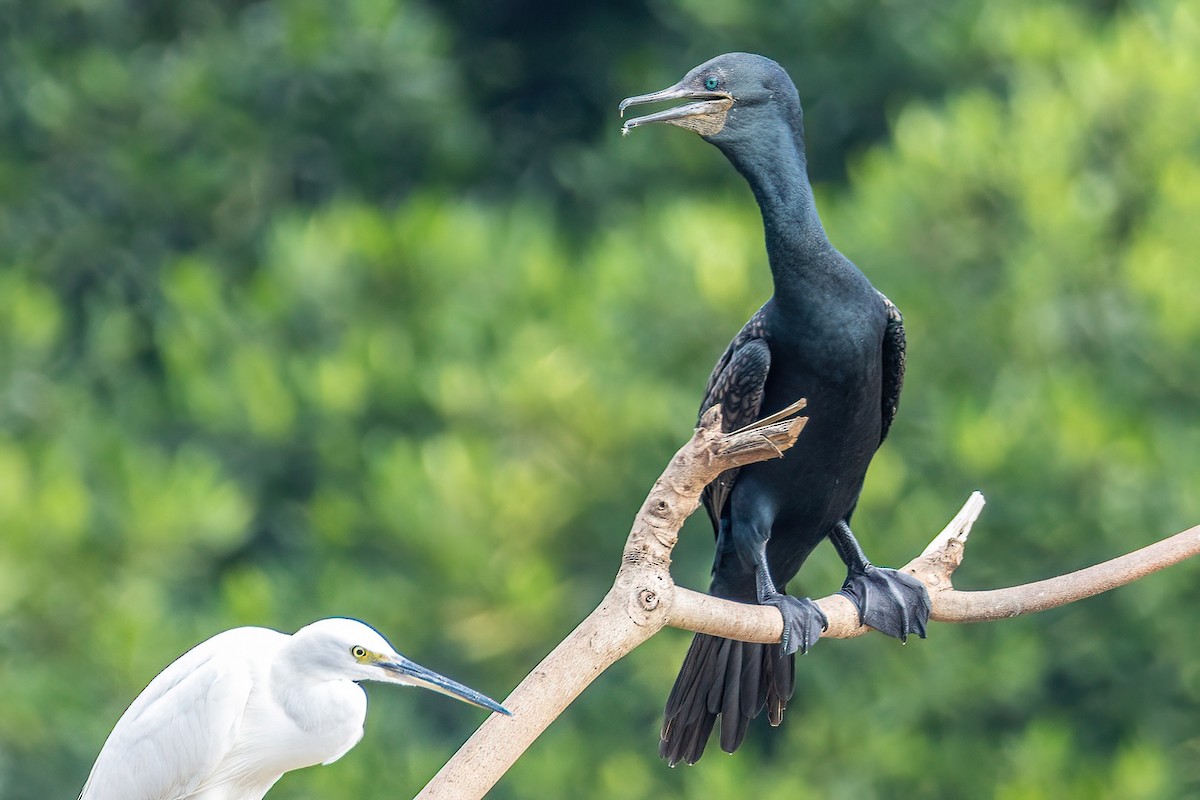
415, 401, 1199, 799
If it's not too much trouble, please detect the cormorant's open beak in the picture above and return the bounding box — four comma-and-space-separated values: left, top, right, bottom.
619, 83, 733, 136
379, 656, 511, 716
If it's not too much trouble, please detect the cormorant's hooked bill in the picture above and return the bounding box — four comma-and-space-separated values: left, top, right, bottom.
619, 83, 733, 136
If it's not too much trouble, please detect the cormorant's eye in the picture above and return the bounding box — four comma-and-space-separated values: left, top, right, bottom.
351, 646, 367, 659
704, 76, 720, 91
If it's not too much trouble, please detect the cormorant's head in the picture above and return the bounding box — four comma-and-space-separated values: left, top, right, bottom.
619, 53, 801, 145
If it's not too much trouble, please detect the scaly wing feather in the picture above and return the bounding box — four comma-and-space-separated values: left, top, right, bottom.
698, 305, 772, 531
878, 292, 906, 445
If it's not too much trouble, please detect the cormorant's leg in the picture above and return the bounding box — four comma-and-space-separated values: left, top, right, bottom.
752, 540, 827, 656
830, 520, 931, 642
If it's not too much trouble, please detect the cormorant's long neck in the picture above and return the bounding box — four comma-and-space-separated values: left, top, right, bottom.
716, 115, 829, 306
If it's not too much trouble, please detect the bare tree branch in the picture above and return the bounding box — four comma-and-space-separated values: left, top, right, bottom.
929, 518, 1200, 622
414, 402, 1199, 799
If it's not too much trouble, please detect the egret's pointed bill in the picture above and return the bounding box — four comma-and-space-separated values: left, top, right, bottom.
380, 658, 511, 716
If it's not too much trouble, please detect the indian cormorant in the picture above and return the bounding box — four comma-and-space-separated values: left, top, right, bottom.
620, 52, 931, 766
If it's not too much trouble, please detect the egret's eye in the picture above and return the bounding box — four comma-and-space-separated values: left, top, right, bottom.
704, 76, 720, 91
351, 646, 367, 659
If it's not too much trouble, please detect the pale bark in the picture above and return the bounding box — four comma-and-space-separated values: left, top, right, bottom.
414, 401, 1200, 799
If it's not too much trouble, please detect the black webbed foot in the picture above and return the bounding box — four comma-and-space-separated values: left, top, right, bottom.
763, 594, 828, 656
838, 565, 931, 642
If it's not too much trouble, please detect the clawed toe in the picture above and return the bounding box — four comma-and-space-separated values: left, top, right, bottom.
764, 595, 828, 656
838, 566, 930, 642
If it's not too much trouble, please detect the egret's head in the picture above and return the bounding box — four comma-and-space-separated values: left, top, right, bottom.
290, 618, 510, 716
619, 52, 801, 146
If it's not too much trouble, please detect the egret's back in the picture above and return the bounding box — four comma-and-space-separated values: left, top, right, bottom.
80, 628, 283, 800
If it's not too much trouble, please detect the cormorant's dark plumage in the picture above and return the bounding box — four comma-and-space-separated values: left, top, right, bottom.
621, 53, 930, 766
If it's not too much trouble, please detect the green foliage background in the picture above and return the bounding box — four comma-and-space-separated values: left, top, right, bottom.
2, 0, 1198, 797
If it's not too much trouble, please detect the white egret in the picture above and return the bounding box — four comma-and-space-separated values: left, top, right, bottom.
79, 617, 510, 800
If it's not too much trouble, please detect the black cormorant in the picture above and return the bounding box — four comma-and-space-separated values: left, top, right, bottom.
620, 53, 931, 766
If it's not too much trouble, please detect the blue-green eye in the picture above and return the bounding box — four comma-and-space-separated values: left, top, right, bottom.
704, 76, 719, 91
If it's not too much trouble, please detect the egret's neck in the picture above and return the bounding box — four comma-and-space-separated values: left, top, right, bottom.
272, 651, 366, 734
717, 118, 829, 305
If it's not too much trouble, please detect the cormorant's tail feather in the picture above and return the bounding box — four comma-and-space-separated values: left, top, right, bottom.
765, 639, 794, 726
659, 633, 794, 766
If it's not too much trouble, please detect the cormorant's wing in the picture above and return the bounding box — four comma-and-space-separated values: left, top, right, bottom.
698, 305, 772, 532
79, 628, 272, 800
878, 291, 906, 445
